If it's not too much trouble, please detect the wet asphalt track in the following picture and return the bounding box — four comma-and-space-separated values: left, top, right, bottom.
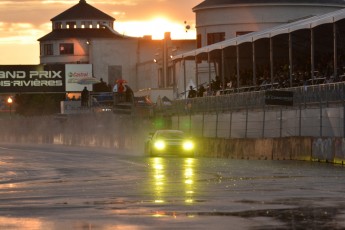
0, 143, 345, 230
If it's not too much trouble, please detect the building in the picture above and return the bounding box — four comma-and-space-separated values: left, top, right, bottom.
170, 0, 345, 97
38, 0, 345, 100
193, 0, 345, 48
174, 8, 345, 97
38, 0, 195, 100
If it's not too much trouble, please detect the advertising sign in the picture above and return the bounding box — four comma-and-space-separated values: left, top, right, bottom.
65, 64, 93, 92
0, 65, 65, 93
0, 64, 96, 93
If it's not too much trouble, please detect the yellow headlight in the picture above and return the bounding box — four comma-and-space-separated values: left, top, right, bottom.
183, 140, 194, 151
154, 140, 165, 150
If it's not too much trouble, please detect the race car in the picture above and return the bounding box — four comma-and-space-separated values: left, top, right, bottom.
145, 130, 196, 157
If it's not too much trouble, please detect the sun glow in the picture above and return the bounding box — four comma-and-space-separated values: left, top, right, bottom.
115, 17, 195, 40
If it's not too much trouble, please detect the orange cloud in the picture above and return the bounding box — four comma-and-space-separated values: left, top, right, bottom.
0, 0, 200, 64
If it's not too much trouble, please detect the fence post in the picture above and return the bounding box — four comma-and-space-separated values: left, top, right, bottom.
326, 85, 329, 107
304, 86, 307, 109
299, 105, 302, 137
202, 112, 205, 138
262, 104, 266, 138
229, 111, 232, 139
177, 115, 180, 130
189, 113, 192, 135
343, 84, 345, 137
320, 90, 323, 137
245, 103, 248, 138
279, 107, 283, 138
299, 87, 303, 137
216, 112, 219, 138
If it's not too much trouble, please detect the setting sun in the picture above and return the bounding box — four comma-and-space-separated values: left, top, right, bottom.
115, 17, 196, 40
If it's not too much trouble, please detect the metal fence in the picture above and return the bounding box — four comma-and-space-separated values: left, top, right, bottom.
170, 82, 345, 138
172, 82, 345, 114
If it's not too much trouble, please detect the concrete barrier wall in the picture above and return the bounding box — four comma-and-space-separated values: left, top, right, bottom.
334, 138, 345, 164
197, 136, 344, 165
0, 115, 344, 165
312, 138, 334, 162
0, 114, 150, 153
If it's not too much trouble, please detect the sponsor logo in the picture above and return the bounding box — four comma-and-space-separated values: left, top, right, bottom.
68, 71, 91, 83
68, 72, 89, 78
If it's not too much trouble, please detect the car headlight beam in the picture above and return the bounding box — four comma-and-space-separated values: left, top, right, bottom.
183, 141, 194, 151
154, 140, 166, 150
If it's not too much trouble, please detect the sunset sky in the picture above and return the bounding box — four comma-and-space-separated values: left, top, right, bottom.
0, 0, 201, 65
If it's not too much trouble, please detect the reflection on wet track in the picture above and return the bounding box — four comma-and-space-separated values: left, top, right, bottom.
150, 157, 195, 205
0, 143, 345, 229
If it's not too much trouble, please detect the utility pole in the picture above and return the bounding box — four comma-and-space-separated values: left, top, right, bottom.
162, 32, 172, 88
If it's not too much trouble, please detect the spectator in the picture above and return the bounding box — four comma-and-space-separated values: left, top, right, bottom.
125, 85, 134, 102
118, 82, 125, 93
188, 86, 197, 98
81, 87, 89, 107
94, 78, 109, 92
113, 81, 126, 93
211, 76, 221, 91
197, 85, 206, 97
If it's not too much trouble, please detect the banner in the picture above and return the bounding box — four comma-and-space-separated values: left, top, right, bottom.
65, 64, 93, 92
265, 90, 293, 106
0, 64, 95, 93
0, 65, 65, 93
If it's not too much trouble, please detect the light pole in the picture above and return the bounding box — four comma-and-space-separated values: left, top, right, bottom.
7, 97, 13, 119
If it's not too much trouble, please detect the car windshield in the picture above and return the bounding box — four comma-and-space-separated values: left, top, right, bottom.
157, 132, 185, 139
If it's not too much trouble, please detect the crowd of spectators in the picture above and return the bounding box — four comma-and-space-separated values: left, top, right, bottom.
190, 58, 345, 97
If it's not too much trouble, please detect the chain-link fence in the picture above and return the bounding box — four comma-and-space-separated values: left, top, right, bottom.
170, 82, 345, 138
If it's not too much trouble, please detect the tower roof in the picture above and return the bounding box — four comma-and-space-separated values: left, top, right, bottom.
51, 0, 114, 21
37, 28, 134, 41
194, 0, 345, 10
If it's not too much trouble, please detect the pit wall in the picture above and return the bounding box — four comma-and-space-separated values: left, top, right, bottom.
197, 137, 345, 165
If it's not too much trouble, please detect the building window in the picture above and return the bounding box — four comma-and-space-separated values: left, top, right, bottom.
66, 21, 76, 29
59, 43, 74, 55
197, 34, 202, 48
82, 21, 92, 28
54, 22, 62, 30
43, 44, 53, 56
207, 32, 225, 45
97, 21, 107, 29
